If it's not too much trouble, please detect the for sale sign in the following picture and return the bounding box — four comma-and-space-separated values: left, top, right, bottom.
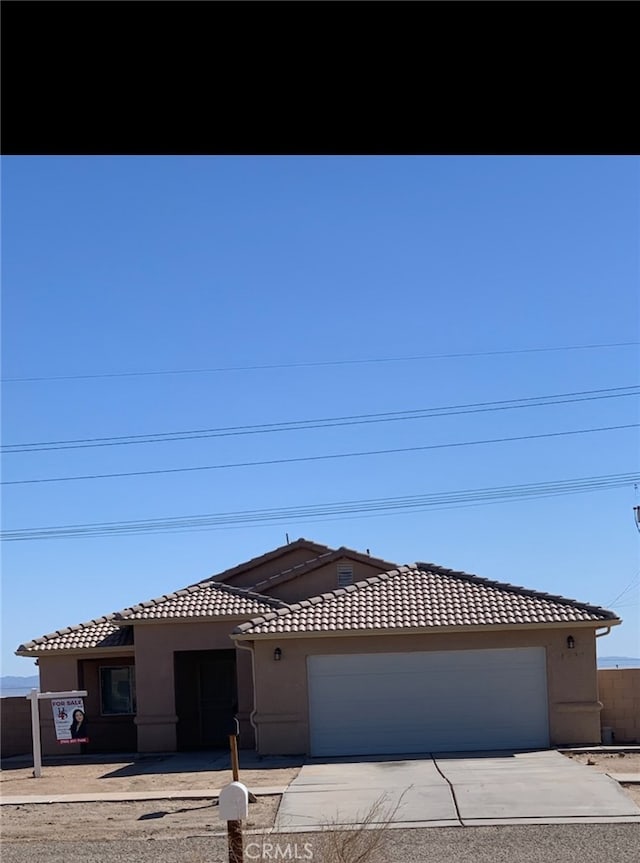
51, 697, 89, 744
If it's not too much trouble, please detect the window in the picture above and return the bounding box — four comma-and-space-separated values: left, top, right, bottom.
337, 563, 353, 588
100, 666, 136, 715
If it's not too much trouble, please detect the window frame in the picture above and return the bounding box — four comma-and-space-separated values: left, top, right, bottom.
99, 665, 136, 716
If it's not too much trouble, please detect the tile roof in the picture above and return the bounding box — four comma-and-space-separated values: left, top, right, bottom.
16, 583, 287, 655
115, 581, 288, 621
251, 547, 398, 592
233, 565, 620, 636
16, 617, 133, 654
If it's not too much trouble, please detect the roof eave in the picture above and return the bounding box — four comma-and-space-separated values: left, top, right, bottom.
15, 645, 135, 658
232, 618, 621, 641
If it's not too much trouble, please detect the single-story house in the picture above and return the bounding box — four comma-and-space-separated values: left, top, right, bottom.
16, 538, 621, 757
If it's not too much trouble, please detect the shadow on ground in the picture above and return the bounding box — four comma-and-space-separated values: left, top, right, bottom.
1, 749, 304, 779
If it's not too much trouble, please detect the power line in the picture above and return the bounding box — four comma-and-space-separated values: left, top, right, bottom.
607, 574, 640, 608
2, 341, 638, 383
4, 385, 637, 454
3, 472, 637, 541
3, 423, 638, 486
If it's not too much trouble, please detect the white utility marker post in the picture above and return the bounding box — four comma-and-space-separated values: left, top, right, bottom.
219, 781, 249, 863
26, 689, 88, 778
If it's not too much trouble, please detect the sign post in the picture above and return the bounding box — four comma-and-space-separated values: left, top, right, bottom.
26, 689, 88, 778
27, 690, 43, 778
228, 717, 257, 803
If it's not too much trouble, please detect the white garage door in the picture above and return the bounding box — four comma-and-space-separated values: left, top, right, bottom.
308, 647, 549, 756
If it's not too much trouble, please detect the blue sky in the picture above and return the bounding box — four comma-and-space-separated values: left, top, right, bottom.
2, 156, 639, 676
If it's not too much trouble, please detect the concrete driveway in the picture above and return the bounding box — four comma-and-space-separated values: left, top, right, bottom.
275, 750, 640, 830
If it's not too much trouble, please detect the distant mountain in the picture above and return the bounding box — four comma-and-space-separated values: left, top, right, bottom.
0, 675, 40, 697
1, 659, 636, 697
598, 656, 640, 668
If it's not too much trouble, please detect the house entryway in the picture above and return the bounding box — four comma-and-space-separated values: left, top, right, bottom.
174, 649, 237, 750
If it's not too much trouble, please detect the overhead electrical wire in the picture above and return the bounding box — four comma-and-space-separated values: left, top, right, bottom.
3, 385, 638, 454
607, 574, 640, 608
2, 340, 637, 383
2, 472, 637, 541
2, 423, 638, 486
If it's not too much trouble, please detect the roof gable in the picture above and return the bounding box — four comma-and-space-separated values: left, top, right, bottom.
233, 564, 620, 637
251, 546, 398, 593
205, 538, 333, 584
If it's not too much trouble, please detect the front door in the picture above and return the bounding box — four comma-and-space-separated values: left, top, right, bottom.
174, 650, 237, 750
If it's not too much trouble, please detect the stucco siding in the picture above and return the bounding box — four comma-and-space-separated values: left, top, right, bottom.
133, 620, 253, 752
262, 559, 391, 603
218, 548, 320, 589
250, 628, 601, 755
546, 630, 600, 745
38, 655, 82, 755
79, 656, 137, 752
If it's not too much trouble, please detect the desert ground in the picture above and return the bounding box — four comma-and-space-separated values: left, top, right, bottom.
1, 751, 638, 842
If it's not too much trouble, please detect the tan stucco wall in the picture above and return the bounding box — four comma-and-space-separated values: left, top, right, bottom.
133, 620, 252, 752
37, 655, 82, 755
79, 656, 137, 752
247, 627, 601, 755
263, 558, 392, 604
220, 548, 322, 589
37, 653, 138, 755
598, 669, 640, 743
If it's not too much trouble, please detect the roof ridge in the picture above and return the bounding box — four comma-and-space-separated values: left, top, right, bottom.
115, 580, 288, 620
233, 569, 404, 634
415, 562, 618, 619
205, 581, 289, 606
232, 562, 619, 636
20, 579, 291, 646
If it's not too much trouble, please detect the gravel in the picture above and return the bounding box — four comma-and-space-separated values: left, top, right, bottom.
2, 824, 640, 863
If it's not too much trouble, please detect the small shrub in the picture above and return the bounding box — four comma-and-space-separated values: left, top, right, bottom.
242, 789, 407, 863
312, 790, 407, 863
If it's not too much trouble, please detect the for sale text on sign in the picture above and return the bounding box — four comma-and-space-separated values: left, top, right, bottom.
51, 697, 89, 744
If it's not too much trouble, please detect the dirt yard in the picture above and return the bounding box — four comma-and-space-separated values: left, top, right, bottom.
0, 754, 300, 798
562, 751, 640, 806
0, 753, 296, 842
0, 796, 280, 841
562, 751, 640, 774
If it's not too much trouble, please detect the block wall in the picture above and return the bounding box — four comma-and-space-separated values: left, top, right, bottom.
1, 697, 33, 758
598, 669, 640, 743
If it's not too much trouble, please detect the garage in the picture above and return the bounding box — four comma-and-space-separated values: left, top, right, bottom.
307, 646, 550, 756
